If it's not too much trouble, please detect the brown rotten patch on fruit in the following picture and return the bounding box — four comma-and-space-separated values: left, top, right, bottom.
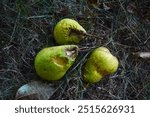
53, 56, 68, 67
68, 28, 86, 39
53, 46, 78, 66
65, 46, 79, 59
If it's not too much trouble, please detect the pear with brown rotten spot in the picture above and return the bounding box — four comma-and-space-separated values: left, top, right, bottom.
83, 47, 119, 83
34, 45, 79, 81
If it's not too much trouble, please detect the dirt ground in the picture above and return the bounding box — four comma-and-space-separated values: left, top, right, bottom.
0, 0, 150, 100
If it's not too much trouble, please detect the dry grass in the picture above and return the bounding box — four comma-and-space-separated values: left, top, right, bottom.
0, 0, 150, 100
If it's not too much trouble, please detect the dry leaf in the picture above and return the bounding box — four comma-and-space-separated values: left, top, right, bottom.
132, 52, 150, 59
15, 81, 55, 100
127, 2, 136, 14
103, 3, 111, 10
88, 0, 98, 5
87, 0, 102, 10
54, 5, 69, 17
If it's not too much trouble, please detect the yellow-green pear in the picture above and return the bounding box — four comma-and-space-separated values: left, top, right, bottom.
34, 45, 78, 81
83, 47, 119, 83
54, 18, 86, 45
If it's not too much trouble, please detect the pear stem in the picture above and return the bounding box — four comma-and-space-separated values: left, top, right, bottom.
84, 33, 103, 39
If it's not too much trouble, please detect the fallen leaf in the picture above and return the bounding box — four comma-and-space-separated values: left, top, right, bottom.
87, 0, 98, 5
15, 81, 55, 100
103, 3, 111, 10
54, 5, 69, 17
87, 0, 103, 10
127, 2, 136, 14
132, 52, 150, 59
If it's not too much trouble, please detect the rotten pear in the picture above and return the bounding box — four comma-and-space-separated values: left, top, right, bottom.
83, 47, 119, 83
34, 45, 78, 81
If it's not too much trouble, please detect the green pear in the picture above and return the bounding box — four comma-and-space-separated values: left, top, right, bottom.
54, 18, 86, 45
34, 45, 78, 81
83, 47, 119, 83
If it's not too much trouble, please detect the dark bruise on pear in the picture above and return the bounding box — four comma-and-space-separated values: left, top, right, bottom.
69, 28, 86, 40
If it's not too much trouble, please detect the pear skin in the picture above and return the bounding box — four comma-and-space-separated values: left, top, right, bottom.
35, 45, 78, 81
83, 47, 119, 83
54, 18, 86, 45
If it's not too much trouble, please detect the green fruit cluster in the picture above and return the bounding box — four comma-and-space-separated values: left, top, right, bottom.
34, 18, 119, 83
